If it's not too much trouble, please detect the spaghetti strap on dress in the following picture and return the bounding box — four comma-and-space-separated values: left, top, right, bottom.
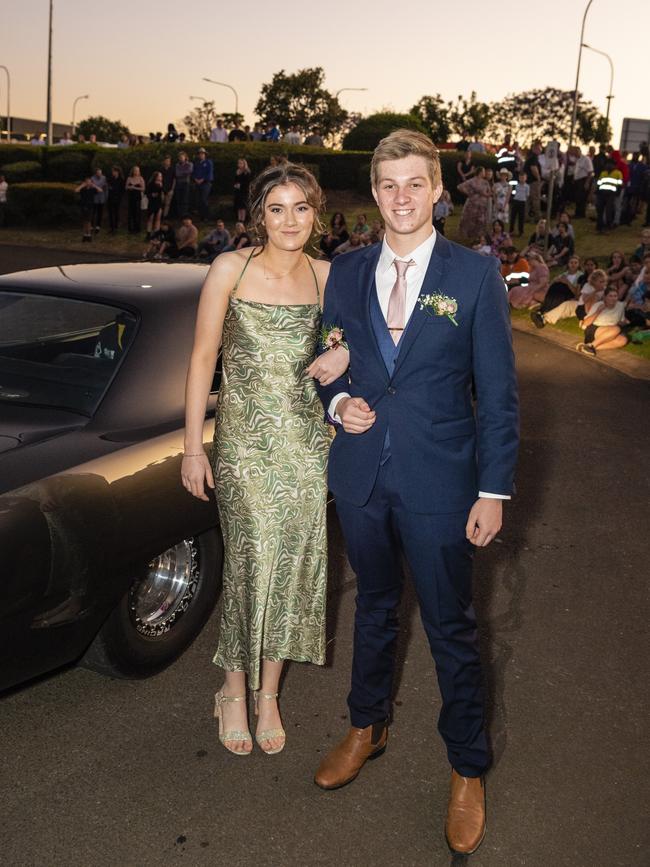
211, 252, 329, 690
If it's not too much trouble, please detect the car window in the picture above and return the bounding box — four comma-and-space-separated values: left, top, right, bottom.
0, 292, 137, 416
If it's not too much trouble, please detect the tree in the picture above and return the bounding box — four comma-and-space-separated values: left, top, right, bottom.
486, 88, 610, 145
410, 95, 452, 144
182, 101, 220, 141
448, 92, 491, 139
342, 112, 428, 151
255, 68, 348, 139
76, 115, 129, 143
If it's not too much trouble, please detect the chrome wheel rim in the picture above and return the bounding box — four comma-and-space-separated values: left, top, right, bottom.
129, 538, 199, 637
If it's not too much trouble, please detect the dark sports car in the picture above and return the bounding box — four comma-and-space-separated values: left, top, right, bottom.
0, 262, 223, 692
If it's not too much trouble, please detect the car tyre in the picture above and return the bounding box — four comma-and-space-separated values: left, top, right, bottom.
82, 528, 222, 678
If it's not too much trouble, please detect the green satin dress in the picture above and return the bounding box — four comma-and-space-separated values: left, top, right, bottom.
211, 251, 330, 690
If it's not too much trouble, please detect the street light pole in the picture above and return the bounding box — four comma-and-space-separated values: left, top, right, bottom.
335, 87, 368, 100
46, 0, 54, 145
0, 66, 10, 141
582, 42, 614, 128
202, 78, 239, 117
71, 94, 89, 137
568, 0, 595, 152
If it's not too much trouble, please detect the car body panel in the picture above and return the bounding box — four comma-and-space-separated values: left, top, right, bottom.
0, 263, 221, 692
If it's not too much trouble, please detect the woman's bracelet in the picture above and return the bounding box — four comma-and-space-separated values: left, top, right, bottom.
183, 452, 205, 457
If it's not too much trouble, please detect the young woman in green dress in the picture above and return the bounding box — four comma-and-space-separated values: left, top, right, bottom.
182, 164, 349, 756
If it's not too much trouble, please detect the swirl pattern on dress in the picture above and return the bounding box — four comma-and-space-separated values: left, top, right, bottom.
211, 297, 330, 690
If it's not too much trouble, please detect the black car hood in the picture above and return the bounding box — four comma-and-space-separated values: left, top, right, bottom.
0, 405, 86, 452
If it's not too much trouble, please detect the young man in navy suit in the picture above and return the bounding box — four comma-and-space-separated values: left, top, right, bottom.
313, 130, 519, 855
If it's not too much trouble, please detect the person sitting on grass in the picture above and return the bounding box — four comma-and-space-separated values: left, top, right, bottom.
142, 220, 175, 260
370, 219, 385, 242
606, 251, 628, 295
545, 222, 574, 267
223, 222, 251, 252
332, 232, 364, 257
352, 213, 370, 235
472, 233, 492, 256
632, 227, 650, 260
559, 254, 583, 287
509, 250, 549, 309
197, 219, 231, 261
522, 218, 547, 257
577, 257, 597, 288
529, 257, 583, 328
531, 268, 608, 329
624, 272, 650, 328
500, 245, 530, 288
576, 286, 629, 356
167, 216, 198, 259
490, 219, 511, 256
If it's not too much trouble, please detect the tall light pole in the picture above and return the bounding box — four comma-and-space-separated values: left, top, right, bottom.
71, 94, 89, 137
46, 0, 54, 145
202, 78, 239, 117
568, 0, 595, 152
582, 42, 614, 128
0, 65, 10, 141
335, 87, 368, 101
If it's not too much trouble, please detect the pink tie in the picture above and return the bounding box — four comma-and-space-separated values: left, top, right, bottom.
387, 258, 414, 344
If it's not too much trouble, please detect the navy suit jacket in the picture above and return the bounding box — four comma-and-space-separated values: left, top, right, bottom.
316, 235, 519, 514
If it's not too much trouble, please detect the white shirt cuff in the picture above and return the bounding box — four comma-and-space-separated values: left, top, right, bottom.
478, 491, 511, 500
328, 392, 350, 423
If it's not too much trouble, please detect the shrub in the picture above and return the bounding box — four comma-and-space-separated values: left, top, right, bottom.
342, 113, 428, 151
0, 144, 43, 167
5, 182, 78, 226
357, 163, 372, 196
45, 148, 94, 181
0, 161, 43, 182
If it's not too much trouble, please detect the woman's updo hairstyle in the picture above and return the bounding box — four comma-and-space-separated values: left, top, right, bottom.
249, 161, 326, 245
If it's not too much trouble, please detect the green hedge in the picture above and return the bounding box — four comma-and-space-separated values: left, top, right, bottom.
45, 150, 95, 181
0, 144, 44, 166
5, 182, 78, 226
0, 160, 43, 182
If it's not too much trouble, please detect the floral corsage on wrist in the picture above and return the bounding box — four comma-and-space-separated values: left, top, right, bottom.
419, 293, 459, 326
320, 323, 349, 351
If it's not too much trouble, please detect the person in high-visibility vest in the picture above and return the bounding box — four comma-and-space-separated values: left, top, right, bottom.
496, 134, 517, 176
596, 157, 623, 233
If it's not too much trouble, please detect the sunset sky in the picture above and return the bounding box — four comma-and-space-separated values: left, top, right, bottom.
3, 0, 647, 145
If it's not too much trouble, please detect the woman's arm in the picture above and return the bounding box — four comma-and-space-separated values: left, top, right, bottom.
181, 255, 236, 500
305, 259, 350, 385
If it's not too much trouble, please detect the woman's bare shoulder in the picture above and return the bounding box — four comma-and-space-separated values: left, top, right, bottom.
307, 256, 331, 282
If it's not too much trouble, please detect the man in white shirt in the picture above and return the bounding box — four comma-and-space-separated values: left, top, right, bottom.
209, 120, 228, 143
573, 148, 594, 218
312, 129, 518, 857
284, 125, 301, 145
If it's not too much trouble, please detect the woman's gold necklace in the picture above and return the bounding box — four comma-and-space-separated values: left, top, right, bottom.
262, 253, 305, 280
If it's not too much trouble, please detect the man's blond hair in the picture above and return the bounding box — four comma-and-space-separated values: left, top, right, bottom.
371, 129, 442, 190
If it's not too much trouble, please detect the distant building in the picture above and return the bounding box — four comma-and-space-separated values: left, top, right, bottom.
1, 117, 73, 142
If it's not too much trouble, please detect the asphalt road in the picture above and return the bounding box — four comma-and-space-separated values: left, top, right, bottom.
1, 246, 649, 866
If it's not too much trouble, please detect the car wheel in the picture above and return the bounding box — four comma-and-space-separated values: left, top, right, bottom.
82, 528, 222, 678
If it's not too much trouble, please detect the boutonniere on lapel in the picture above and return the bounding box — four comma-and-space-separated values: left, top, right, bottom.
320, 323, 349, 350
419, 293, 459, 327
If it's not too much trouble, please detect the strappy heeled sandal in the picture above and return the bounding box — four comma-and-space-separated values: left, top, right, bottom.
214, 690, 252, 756
253, 690, 286, 755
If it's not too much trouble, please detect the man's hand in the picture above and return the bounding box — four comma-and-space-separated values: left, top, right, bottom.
466, 498, 503, 547
336, 396, 376, 434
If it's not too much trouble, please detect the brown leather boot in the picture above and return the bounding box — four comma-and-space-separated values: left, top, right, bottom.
445, 769, 486, 854
314, 721, 388, 790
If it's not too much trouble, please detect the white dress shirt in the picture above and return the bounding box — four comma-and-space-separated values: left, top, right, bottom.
328, 228, 509, 500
